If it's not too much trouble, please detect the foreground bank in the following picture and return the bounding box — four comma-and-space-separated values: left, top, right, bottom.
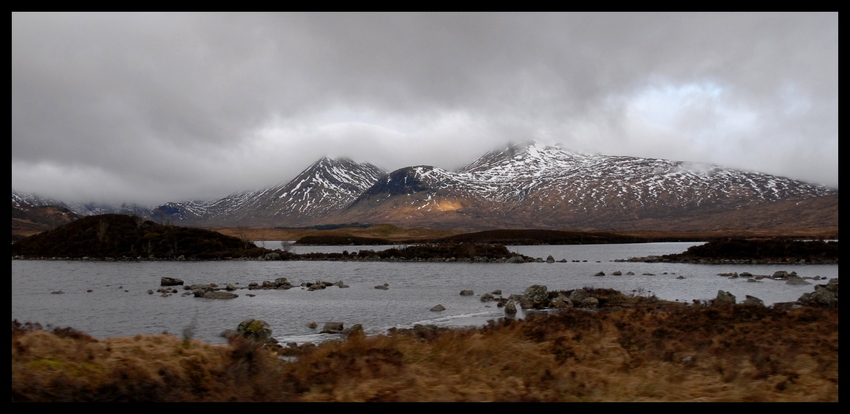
12, 284, 838, 402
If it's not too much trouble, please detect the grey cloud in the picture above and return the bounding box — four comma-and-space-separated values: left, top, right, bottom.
12, 12, 837, 205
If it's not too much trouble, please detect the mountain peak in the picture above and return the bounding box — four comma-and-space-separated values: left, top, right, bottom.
458, 141, 587, 174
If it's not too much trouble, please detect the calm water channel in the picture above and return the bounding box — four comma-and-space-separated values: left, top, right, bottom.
12, 242, 837, 346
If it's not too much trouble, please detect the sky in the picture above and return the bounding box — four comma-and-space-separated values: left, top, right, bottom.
12, 12, 838, 206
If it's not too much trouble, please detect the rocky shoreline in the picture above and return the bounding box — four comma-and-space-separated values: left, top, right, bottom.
209, 280, 839, 356
149, 271, 839, 356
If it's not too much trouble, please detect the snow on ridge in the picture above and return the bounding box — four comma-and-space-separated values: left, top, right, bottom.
16, 141, 835, 225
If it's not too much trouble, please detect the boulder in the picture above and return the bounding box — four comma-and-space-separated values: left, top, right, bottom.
480, 293, 496, 302
430, 304, 446, 312
715, 290, 736, 305
772, 270, 796, 280
343, 324, 364, 336
202, 291, 238, 299
797, 280, 838, 307
504, 300, 517, 315
321, 322, 344, 334
192, 285, 216, 297
786, 275, 812, 285
519, 285, 549, 309
579, 297, 599, 309
160, 277, 184, 286
742, 295, 764, 307
550, 293, 573, 309
569, 288, 589, 303
236, 319, 273, 343
594, 271, 605, 276
460, 289, 475, 296
545, 255, 555, 263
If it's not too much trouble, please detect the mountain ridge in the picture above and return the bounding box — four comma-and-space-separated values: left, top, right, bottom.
12, 141, 838, 235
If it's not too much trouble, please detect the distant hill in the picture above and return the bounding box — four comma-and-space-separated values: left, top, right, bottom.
12, 193, 83, 242
11, 214, 271, 260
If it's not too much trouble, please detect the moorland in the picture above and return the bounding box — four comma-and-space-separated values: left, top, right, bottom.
12, 288, 838, 402
11, 214, 839, 401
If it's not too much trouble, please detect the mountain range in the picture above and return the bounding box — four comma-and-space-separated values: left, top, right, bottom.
12, 142, 838, 238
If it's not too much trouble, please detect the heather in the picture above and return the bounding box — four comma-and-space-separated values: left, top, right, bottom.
12, 291, 838, 402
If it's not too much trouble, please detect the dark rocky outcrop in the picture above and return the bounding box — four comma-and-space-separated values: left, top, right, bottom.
741, 295, 764, 307
797, 279, 838, 307
715, 290, 737, 305
160, 277, 184, 286
519, 285, 549, 309
626, 238, 838, 264
234, 319, 274, 344
321, 322, 345, 334
201, 291, 238, 299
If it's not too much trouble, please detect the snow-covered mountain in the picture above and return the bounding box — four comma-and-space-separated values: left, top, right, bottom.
149, 157, 385, 227
336, 142, 836, 230
13, 142, 838, 232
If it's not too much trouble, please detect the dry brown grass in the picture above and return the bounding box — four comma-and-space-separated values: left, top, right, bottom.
12, 302, 838, 402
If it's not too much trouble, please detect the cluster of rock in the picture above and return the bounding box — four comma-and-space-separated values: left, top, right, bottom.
154, 276, 354, 299
499, 285, 602, 314
714, 270, 829, 285
429, 285, 605, 316
711, 277, 838, 308
796, 278, 839, 307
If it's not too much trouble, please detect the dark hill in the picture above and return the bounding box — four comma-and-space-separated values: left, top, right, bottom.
11, 214, 271, 260
657, 238, 838, 264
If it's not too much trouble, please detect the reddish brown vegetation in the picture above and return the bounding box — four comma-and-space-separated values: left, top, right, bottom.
12, 294, 838, 402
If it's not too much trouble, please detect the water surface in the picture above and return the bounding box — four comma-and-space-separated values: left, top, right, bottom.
13, 242, 836, 346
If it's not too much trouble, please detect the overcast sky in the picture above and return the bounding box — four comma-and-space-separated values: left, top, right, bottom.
12, 12, 838, 206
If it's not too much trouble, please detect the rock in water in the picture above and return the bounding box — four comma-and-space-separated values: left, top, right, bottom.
520, 285, 549, 309
160, 277, 184, 286
321, 322, 344, 334
236, 319, 273, 342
